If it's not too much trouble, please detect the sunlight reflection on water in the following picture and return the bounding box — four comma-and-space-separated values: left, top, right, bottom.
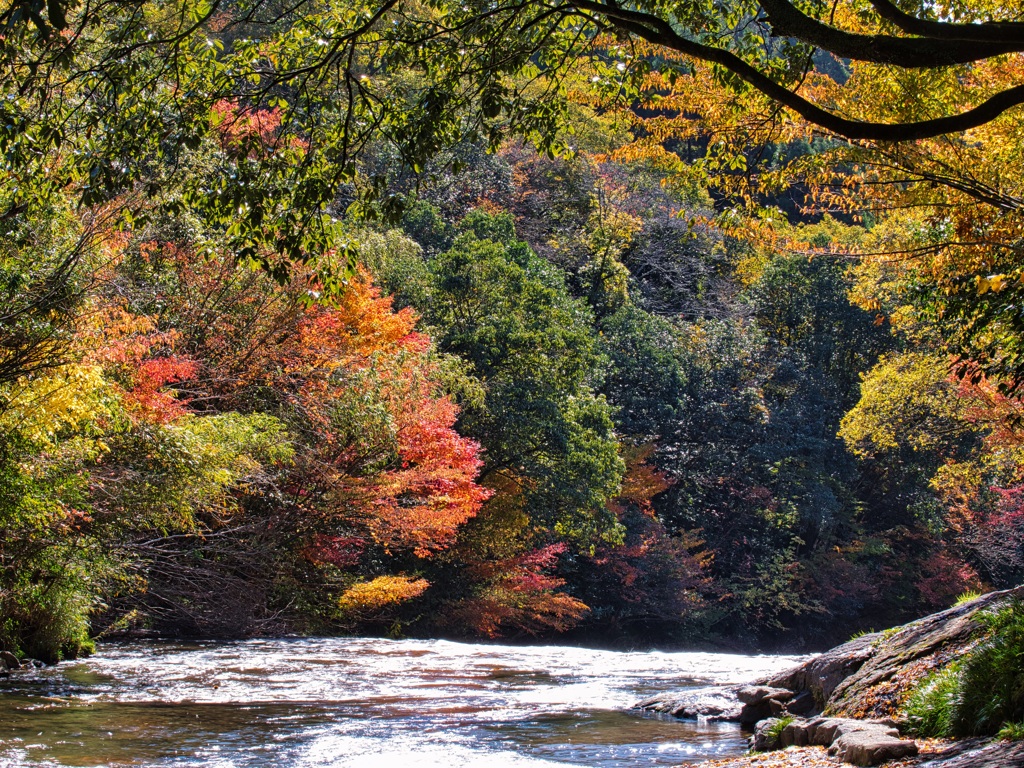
0, 638, 808, 768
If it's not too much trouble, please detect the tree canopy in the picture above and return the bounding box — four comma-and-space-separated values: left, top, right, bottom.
3, 0, 1024, 662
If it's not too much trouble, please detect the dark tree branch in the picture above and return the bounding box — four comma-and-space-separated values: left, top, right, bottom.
757, 0, 1023, 65
569, 0, 1024, 141
867, 0, 1024, 44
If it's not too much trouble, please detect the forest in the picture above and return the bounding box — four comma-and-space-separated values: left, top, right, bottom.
1, 0, 1023, 666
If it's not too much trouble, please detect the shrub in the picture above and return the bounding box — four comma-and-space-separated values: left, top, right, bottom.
0, 546, 105, 663
336, 576, 430, 619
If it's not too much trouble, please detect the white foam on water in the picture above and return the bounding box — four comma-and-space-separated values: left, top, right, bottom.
0, 638, 812, 768
70, 637, 808, 709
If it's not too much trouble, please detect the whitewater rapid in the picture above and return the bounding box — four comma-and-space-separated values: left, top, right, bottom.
0, 637, 807, 767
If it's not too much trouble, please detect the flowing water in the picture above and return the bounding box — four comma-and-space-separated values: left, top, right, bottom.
0, 638, 806, 768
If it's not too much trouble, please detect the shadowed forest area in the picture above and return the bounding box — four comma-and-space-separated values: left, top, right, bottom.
2, 0, 1024, 664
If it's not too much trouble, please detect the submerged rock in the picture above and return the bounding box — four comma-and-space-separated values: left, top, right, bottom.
635, 686, 743, 721
635, 683, 800, 724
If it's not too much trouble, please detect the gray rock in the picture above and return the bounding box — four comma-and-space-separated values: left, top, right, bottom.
736, 685, 794, 705
634, 686, 743, 721
752, 715, 918, 766
806, 716, 852, 745
780, 720, 809, 747
915, 737, 1024, 767
636, 683, 799, 724
749, 717, 786, 752
737, 686, 795, 723
786, 690, 816, 716
828, 726, 919, 766
0, 651, 20, 670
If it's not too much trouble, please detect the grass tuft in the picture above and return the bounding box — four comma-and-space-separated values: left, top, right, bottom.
765, 716, 794, 742
903, 664, 960, 737
953, 590, 982, 607
848, 628, 876, 642
998, 722, 1024, 741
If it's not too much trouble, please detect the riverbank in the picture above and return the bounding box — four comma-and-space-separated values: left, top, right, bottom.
637, 587, 1024, 767
687, 737, 1024, 768
640, 587, 1023, 722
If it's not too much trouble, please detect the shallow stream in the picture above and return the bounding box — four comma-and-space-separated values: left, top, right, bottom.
0, 638, 805, 767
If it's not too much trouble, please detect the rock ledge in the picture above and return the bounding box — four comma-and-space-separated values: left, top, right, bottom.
752, 717, 918, 766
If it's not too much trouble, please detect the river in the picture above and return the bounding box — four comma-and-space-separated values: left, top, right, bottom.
0, 638, 806, 768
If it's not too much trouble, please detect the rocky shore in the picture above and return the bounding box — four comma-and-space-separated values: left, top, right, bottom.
634, 586, 1024, 766
688, 737, 1024, 768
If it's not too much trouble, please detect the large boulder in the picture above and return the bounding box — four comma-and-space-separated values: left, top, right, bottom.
765, 632, 879, 710
0, 651, 20, 670
765, 585, 1024, 719
636, 586, 1023, 766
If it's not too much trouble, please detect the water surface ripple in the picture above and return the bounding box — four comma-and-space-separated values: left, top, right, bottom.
0, 638, 806, 767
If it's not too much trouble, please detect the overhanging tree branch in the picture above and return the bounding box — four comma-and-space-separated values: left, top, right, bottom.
867, 0, 1024, 44
569, 0, 1024, 141
757, 0, 1023, 65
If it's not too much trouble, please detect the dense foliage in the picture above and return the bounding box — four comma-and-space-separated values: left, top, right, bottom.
2, 0, 1024, 662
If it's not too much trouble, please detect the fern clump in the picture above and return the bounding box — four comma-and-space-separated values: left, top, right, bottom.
902, 599, 1024, 737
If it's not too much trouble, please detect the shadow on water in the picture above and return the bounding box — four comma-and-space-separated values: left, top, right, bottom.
0, 699, 362, 765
